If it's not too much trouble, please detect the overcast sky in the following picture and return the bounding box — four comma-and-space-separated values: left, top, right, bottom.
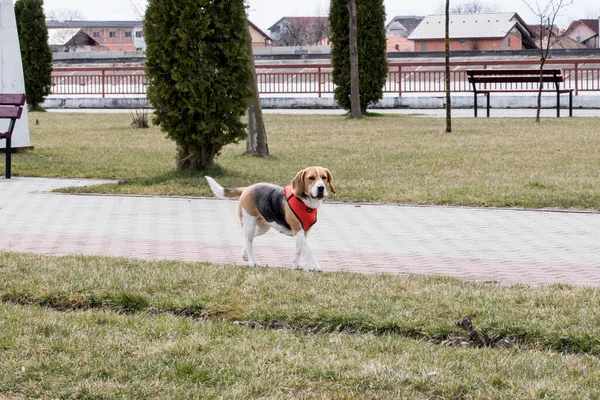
37, 0, 600, 32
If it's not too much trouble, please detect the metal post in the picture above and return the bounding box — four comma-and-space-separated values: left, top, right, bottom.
317, 66, 322, 98
398, 66, 402, 96
486, 93, 490, 117
569, 91, 573, 117
5, 136, 11, 179
102, 70, 106, 98
574, 63, 579, 96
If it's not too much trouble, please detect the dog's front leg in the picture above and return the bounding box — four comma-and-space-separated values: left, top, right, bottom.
294, 230, 321, 272
292, 239, 303, 270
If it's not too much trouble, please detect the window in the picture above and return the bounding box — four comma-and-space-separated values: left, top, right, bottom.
93, 31, 100, 38
109, 31, 116, 38
508, 37, 512, 48
125, 31, 132, 38
135, 31, 142, 38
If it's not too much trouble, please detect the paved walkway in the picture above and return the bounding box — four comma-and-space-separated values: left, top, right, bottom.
1, 177, 600, 287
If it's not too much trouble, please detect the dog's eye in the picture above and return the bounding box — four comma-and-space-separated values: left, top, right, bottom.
321, 176, 327, 180
308, 176, 316, 181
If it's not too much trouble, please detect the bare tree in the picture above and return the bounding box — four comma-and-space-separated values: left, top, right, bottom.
451, 0, 496, 13
435, 0, 496, 14
445, 0, 452, 132
523, 0, 573, 122
274, 17, 329, 46
45, 8, 85, 21
245, 24, 269, 156
347, 0, 361, 119
129, 0, 146, 20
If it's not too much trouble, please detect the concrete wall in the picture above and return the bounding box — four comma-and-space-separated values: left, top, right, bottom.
41, 94, 600, 110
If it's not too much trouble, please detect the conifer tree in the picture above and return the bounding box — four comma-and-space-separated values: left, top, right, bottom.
14, 0, 53, 111
330, 0, 388, 113
144, 0, 253, 169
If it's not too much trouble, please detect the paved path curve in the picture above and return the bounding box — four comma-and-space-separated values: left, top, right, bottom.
1, 178, 599, 286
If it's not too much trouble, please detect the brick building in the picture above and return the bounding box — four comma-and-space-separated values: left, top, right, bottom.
46, 21, 142, 51
47, 19, 271, 51
408, 13, 536, 52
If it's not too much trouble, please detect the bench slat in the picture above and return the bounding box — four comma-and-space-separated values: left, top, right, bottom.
467, 69, 562, 77
0, 93, 26, 106
470, 76, 563, 84
477, 89, 573, 93
0, 107, 23, 119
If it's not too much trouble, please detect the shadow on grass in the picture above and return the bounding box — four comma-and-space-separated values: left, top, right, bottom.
54, 163, 276, 196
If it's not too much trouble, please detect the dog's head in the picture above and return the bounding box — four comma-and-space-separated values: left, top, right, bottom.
292, 166, 336, 200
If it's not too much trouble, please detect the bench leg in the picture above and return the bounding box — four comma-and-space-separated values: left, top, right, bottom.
486, 94, 490, 118
5, 137, 11, 179
556, 91, 560, 118
474, 92, 478, 117
569, 91, 573, 117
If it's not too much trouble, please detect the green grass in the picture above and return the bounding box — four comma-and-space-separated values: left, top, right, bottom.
2, 252, 600, 398
3, 252, 600, 353
7, 112, 600, 209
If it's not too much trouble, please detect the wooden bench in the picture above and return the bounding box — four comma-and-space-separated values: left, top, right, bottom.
466, 69, 573, 118
0, 93, 26, 179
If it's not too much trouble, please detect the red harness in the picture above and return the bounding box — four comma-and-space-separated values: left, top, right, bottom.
284, 185, 318, 231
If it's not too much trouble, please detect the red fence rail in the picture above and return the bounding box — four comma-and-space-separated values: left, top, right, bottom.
51, 59, 600, 98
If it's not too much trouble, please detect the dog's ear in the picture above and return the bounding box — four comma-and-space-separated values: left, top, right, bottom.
324, 168, 336, 194
292, 168, 307, 197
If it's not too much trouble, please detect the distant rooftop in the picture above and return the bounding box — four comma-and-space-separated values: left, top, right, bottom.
46, 20, 142, 28
410, 13, 536, 40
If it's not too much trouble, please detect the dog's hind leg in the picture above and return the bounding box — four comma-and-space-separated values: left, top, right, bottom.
241, 209, 259, 266
242, 219, 269, 262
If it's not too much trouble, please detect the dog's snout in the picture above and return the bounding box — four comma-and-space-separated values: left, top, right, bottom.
317, 186, 324, 193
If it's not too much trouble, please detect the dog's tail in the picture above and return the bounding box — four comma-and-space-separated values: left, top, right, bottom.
204, 176, 245, 199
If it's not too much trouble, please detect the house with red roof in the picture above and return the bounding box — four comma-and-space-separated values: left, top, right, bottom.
561, 19, 599, 49
408, 12, 537, 51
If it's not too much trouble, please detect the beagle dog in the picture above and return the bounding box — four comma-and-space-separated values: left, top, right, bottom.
205, 167, 335, 271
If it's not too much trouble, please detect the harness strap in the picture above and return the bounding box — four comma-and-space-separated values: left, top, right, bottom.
284, 185, 318, 231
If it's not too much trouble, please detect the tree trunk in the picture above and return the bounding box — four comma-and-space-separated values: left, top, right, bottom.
245, 23, 269, 156
347, 0, 361, 119
536, 60, 545, 123
445, 0, 452, 132
176, 143, 215, 170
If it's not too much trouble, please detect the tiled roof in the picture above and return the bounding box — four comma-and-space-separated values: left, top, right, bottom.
47, 28, 82, 45
579, 19, 599, 34
386, 16, 424, 37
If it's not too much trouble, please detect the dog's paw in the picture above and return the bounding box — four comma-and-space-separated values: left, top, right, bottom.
309, 264, 322, 272
293, 262, 303, 270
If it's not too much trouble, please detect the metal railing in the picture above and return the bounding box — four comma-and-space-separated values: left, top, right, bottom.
50, 58, 600, 98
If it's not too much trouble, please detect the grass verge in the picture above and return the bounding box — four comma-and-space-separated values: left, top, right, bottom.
7, 112, 600, 209
2, 252, 600, 354
2, 252, 600, 398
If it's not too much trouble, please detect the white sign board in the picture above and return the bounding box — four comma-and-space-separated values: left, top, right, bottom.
0, 0, 31, 149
